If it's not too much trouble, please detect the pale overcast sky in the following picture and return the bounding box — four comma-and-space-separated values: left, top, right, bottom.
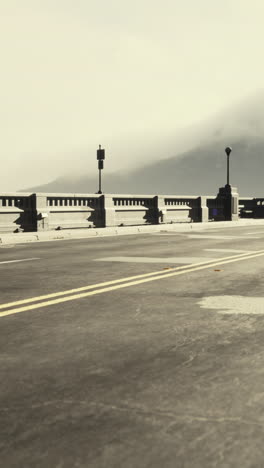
1, 0, 264, 190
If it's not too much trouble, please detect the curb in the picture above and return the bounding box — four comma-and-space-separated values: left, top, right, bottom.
1, 219, 264, 245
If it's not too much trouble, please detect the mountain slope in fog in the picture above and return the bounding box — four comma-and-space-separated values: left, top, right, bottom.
26, 92, 264, 196
27, 137, 263, 196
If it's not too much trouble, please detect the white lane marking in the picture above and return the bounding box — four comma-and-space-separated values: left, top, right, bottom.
198, 296, 264, 315
151, 232, 186, 235
94, 256, 216, 264
0, 258, 40, 265
188, 235, 234, 239
187, 235, 260, 239
204, 248, 256, 254
244, 232, 264, 235
240, 237, 260, 239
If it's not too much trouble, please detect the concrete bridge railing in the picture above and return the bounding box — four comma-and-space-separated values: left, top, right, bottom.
0, 193, 35, 232
239, 198, 264, 218
105, 194, 208, 227
0, 186, 255, 233
35, 193, 103, 231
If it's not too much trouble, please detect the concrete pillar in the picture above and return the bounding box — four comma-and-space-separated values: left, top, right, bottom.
156, 195, 167, 223
231, 186, 239, 220
199, 196, 209, 222
103, 195, 116, 227
32, 194, 49, 231
217, 185, 239, 221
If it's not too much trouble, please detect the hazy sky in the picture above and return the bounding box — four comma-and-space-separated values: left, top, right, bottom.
1, 0, 264, 191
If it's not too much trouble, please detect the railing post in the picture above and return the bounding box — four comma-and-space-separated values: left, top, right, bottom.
103, 195, 116, 227
199, 196, 209, 222
156, 195, 167, 223
231, 187, 239, 220
216, 185, 239, 221
32, 193, 49, 231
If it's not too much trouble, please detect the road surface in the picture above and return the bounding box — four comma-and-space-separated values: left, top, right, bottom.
1, 224, 264, 467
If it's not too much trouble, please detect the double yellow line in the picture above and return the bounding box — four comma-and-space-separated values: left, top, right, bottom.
0, 250, 263, 318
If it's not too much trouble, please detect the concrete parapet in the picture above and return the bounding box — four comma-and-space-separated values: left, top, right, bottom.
33, 193, 103, 231
161, 195, 202, 223
0, 188, 263, 233
113, 194, 157, 226
239, 197, 264, 218
0, 192, 35, 233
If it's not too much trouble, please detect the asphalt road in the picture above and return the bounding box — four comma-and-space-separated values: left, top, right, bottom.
1, 224, 264, 468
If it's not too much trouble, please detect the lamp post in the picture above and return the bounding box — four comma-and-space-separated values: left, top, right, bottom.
225, 146, 232, 186
96, 144, 105, 194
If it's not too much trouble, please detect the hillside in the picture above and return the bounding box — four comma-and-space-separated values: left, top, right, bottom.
26, 137, 263, 196
25, 92, 264, 197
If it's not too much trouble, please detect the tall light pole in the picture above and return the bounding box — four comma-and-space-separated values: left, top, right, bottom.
97, 144, 105, 194
225, 146, 232, 186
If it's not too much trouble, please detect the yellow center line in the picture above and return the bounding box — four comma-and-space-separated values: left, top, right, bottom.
0, 250, 262, 311
0, 250, 264, 318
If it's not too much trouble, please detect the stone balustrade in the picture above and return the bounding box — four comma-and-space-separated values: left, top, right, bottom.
0, 186, 254, 233
32, 193, 103, 231
239, 198, 264, 218
0, 193, 35, 232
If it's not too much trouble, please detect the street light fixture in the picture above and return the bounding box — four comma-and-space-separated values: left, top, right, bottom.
225, 146, 232, 186
96, 144, 105, 194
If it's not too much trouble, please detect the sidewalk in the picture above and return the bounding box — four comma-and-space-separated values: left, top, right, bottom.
1, 219, 264, 245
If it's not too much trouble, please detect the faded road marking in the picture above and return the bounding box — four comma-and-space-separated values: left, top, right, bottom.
198, 296, 264, 314
94, 256, 215, 264
187, 235, 260, 240
0, 258, 40, 265
0, 250, 264, 318
151, 232, 186, 236
204, 248, 256, 254
244, 232, 264, 235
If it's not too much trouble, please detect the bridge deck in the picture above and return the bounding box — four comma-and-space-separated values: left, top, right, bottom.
1, 224, 264, 467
